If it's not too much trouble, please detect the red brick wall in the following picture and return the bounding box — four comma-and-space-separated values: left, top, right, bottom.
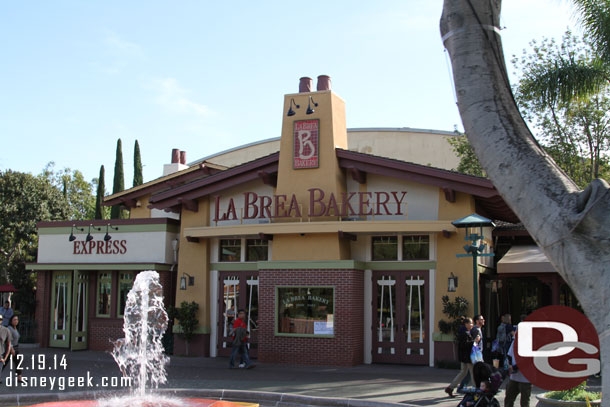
89, 318, 124, 351
257, 269, 364, 366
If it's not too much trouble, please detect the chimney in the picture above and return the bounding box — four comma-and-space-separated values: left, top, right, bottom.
163, 148, 188, 176
299, 77, 313, 93
317, 75, 331, 91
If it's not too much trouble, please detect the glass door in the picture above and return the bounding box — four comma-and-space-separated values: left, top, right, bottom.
217, 271, 259, 357
71, 270, 89, 350
372, 270, 429, 364
50, 271, 72, 348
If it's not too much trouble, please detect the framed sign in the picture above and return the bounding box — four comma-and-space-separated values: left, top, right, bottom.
277, 286, 334, 336
293, 119, 319, 169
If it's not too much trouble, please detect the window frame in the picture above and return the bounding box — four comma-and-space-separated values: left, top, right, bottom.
245, 239, 269, 262
219, 239, 242, 262
117, 271, 135, 318
96, 271, 112, 318
402, 235, 430, 261
275, 286, 335, 338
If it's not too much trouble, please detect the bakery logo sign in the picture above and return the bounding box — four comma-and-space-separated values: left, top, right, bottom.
294, 119, 319, 169
514, 305, 600, 391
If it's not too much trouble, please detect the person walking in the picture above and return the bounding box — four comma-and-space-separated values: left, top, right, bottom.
0, 315, 12, 382
445, 317, 478, 397
504, 337, 532, 407
229, 309, 254, 369
496, 314, 514, 356
471, 315, 486, 361
7, 315, 22, 383
0, 302, 13, 327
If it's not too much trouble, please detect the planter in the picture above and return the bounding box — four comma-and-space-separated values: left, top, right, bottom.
536, 393, 602, 406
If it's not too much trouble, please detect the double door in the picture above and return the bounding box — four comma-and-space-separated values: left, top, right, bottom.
372, 270, 429, 364
49, 270, 89, 350
217, 271, 259, 358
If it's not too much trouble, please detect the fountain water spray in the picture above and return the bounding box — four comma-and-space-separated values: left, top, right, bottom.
111, 270, 169, 397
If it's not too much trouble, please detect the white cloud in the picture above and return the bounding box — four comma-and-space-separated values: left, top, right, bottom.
148, 77, 214, 118
104, 31, 143, 56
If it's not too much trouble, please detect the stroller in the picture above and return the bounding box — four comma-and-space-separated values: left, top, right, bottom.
455, 362, 505, 407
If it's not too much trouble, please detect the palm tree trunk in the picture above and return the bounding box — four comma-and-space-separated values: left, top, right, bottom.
441, 0, 610, 397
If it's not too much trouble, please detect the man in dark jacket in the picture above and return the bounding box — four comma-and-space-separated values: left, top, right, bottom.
445, 317, 477, 397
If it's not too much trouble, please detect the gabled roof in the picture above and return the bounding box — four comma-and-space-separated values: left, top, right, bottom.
112, 147, 517, 223
104, 161, 226, 207
147, 152, 279, 211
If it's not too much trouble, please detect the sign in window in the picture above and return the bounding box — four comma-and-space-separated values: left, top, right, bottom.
277, 287, 334, 336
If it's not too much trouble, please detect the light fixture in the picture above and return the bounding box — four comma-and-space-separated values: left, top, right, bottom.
85, 224, 102, 242
68, 225, 85, 242
104, 224, 119, 242
180, 272, 195, 290
448, 272, 458, 292
287, 98, 300, 116
306, 96, 318, 115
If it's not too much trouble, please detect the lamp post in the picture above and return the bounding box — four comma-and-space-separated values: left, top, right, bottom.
451, 214, 495, 316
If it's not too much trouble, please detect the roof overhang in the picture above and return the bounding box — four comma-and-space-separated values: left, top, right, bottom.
497, 245, 556, 274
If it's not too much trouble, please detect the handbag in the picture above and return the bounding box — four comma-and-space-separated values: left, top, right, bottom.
470, 342, 483, 363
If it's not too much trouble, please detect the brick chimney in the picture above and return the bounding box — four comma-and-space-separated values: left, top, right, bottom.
163, 148, 188, 176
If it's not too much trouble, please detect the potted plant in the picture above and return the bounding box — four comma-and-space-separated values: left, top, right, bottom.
168, 301, 199, 356
535, 381, 602, 406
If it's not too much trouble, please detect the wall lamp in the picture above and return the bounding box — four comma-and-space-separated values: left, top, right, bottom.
104, 224, 119, 241
448, 272, 458, 292
180, 272, 195, 290
86, 224, 102, 242
287, 98, 300, 116
306, 96, 318, 115
68, 225, 85, 242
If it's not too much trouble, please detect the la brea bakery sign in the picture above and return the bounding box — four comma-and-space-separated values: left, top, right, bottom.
213, 188, 407, 221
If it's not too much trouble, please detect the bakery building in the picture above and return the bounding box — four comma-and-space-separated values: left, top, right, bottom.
30, 75, 526, 366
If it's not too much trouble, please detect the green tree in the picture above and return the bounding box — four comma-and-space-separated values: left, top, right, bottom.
0, 170, 70, 315
447, 132, 486, 177
95, 165, 106, 219
513, 32, 610, 187
133, 140, 143, 187
41, 162, 96, 220
168, 301, 199, 356
111, 139, 126, 219
516, 0, 610, 106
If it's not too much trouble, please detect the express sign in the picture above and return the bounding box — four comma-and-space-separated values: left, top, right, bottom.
213, 188, 407, 222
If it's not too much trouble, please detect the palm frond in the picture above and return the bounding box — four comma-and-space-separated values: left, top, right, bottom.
572, 0, 610, 62
519, 57, 609, 106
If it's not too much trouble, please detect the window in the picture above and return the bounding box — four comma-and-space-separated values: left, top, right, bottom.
402, 235, 430, 260
246, 239, 268, 261
118, 272, 135, 317
97, 272, 112, 317
277, 287, 334, 336
220, 239, 241, 262
372, 236, 398, 260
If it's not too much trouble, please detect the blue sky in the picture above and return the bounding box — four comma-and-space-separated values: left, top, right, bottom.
0, 1, 576, 186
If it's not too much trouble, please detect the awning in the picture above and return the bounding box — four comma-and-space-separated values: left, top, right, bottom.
0, 284, 16, 292
497, 245, 556, 274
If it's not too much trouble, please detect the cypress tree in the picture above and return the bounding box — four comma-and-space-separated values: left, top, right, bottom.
133, 140, 143, 187
111, 139, 125, 219
95, 165, 105, 219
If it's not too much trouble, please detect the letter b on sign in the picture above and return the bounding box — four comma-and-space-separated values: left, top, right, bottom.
514, 305, 600, 390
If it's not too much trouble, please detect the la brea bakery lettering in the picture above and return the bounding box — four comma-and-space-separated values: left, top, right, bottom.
213, 188, 407, 221
73, 239, 127, 255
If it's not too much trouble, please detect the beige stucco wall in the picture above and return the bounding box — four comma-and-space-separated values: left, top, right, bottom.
128, 194, 152, 219
435, 190, 478, 336
175, 198, 210, 331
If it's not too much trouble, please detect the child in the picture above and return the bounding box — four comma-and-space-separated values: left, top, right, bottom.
463, 381, 492, 407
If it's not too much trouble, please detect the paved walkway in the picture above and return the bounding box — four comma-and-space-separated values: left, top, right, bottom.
0, 345, 601, 406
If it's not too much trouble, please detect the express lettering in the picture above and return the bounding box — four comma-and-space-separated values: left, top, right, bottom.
73, 240, 127, 255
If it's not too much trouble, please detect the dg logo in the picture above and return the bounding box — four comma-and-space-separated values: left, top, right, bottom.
514, 305, 600, 390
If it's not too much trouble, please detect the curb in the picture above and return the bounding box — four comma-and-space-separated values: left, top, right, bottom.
0, 388, 415, 407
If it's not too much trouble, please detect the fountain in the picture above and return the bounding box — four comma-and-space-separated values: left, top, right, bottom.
28, 271, 257, 407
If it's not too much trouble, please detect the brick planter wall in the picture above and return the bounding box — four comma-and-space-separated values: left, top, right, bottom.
258, 269, 364, 366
